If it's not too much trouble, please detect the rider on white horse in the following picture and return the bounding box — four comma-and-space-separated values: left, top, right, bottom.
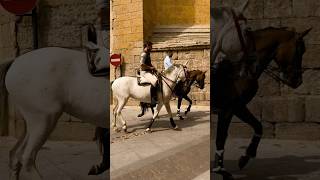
139, 41, 159, 106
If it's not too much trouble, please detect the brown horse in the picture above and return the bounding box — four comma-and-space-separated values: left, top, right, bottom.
212, 27, 311, 179
138, 70, 206, 119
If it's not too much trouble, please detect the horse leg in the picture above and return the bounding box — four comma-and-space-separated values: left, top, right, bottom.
112, 98, 118, 131
19, 110, 61, 180
146, 102, 163, 132
176, 96, 184, 120
164, 103, 180, 130
213, 108, 234, 179
184, 95, 192, 115
234, 105, 263, 170
9, 119, 27, 180
88, 128, 109, 175
116, 97, 128, 132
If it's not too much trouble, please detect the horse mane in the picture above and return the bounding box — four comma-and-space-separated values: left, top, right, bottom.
163, 64, 183, 75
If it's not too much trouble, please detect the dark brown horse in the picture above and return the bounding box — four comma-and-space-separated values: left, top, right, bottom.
137, 70, 206, 119
212, 27, 311, 179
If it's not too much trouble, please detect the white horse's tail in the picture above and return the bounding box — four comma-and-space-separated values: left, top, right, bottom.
0, 60, 13, 136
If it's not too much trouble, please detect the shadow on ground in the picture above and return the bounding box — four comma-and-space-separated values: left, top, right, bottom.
124, 110, 210, 133
211, 155, 320, 180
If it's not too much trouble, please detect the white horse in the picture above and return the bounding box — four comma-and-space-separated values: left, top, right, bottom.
0, 47, 108, 179
111, 64, 188, 132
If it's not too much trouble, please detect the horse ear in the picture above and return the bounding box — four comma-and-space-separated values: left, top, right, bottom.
238, 0, 249, 13
299, 28, 312, 39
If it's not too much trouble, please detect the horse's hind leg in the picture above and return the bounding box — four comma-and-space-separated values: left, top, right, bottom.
115, 97, 128, 132
234, 105, 263, 170
19, 110, 61, 180
112, 98, 119, 131
213, 108, 233, 178
9, 119, 27, 180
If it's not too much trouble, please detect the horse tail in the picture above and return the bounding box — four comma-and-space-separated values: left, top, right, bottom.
0, 60, 13, 136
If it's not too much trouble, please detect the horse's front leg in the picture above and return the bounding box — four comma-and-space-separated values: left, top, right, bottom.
234, 105, 263, 170
184, 95, 192, 115
164, 102, 180, 130
146, 102, 163, 132
212, 108, 233, 179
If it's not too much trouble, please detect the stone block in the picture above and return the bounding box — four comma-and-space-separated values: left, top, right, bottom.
248, 19, 281, 30
257, 73, 281, 96
281, 17, 319, 45
293, 0, 320, 17
281, 70, 320, 95
302, 44, 320, 68
305, 96, 320, 122
216, 0, 263, 19
261, 96, 305, 123
0, 22, 16, 48
275, 123, 320, 140
264, 0, 293, 18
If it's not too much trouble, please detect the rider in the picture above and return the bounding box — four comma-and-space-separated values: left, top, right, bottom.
212, 10, 255, 114
138, 41, 159, 108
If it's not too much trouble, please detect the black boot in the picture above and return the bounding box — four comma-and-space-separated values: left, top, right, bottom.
150, 85, 158, 106
137, 102, 146, 117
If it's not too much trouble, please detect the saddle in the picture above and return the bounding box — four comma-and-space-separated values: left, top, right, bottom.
136, 69, 162, 106
85, 42, 109, 77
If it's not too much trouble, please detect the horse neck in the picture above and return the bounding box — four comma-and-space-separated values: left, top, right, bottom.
253, 28, 294, 78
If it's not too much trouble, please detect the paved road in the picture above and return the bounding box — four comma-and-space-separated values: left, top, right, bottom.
0, 137, 108, 180
110, 105, 211, 180
211, 138, 320, 180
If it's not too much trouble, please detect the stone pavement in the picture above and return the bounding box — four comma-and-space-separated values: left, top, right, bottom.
211, 138, 320, 180
110, 105, 210, 180
0, 137, 109, 180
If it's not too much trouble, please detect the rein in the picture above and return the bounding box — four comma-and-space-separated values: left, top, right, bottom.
231, 9, 249, 59
159, 66, 186, 94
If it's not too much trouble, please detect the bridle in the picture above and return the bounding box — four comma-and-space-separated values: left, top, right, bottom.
263, 39, 305, 84
159, 65, 188, 93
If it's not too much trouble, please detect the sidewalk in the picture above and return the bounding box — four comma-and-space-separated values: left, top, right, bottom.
110, 105, 210, 180
211, 138, 320, 180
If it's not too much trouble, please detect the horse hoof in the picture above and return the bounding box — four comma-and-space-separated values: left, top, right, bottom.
173, 126, 182, 131
113, 127, 120, 132
214, 169, 234, 180
239, 155, 251, 170
145, 128, 152, 133
179, 116, 184, 120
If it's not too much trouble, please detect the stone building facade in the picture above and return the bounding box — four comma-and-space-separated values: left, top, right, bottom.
110, 0, 210, 105
0, 0, 107, 140
212, 0, 320, 140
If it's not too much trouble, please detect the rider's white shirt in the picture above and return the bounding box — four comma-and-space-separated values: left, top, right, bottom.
164, 56, 173, 70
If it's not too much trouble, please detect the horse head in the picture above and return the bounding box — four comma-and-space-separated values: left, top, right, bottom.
196, 70, 206, 90
274, 28, 312, 88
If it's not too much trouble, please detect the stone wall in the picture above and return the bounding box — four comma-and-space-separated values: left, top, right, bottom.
212, 0, 320, 140
0, 0, 104, 140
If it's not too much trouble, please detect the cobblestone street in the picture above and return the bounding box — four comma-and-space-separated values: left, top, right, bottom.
110, 105, 210, 180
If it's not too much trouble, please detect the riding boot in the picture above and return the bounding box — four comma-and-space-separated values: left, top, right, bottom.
212, 64, 220, 114
137, 102, 146, 117
150, 85, 158, 106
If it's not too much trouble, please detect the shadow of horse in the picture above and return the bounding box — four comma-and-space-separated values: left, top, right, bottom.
120, 110, 210, 134
211, 156, 320, 180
